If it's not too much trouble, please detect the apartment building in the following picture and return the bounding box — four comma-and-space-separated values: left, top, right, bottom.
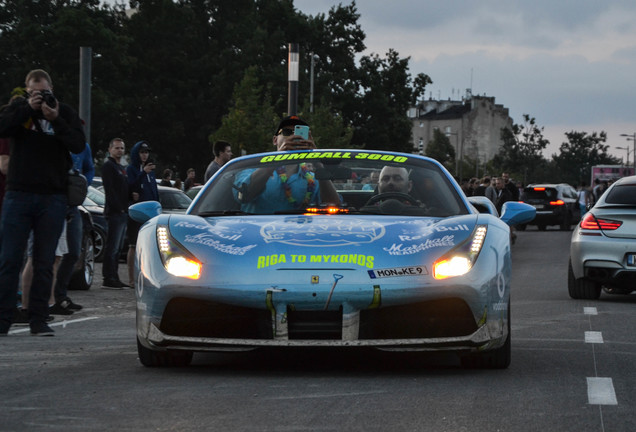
409, 93, 513, 166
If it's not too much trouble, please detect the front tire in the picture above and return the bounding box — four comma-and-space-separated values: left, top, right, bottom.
69, 234, 94, 291
568, 260, 601, 299
137, 338, 193, 367
93, 226, 106, 262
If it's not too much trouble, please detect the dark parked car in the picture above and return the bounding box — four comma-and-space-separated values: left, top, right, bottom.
520, 183, 581, 231
156, 185, 192, 213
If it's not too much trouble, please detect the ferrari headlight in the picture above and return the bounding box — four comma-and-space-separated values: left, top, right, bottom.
156, 225, 202, 279
433, 225, 487, 279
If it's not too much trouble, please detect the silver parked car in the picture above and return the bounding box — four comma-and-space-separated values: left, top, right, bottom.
569, 175, 636, 299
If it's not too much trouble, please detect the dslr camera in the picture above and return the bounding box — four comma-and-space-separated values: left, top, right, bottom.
39, 90, 57, 107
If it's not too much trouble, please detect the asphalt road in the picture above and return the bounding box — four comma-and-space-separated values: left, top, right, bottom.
1, 227, 635, 431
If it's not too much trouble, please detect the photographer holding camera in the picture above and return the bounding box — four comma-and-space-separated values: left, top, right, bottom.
0, 69, 85, 336
125, 141, 159, 288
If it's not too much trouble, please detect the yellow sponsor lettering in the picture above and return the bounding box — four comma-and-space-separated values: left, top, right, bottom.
307, 254, 375, 268
257, 254, 287, 269
260, 152, 404, 163
287, 153, 308, 160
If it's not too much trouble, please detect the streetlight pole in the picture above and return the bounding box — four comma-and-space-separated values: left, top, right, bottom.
620, 133, 636, 172
615, 146, 632, 167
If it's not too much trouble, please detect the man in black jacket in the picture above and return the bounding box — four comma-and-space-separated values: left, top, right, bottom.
0, 69, 85, 336
101, 138, 131, 289
494, 177, 513, 214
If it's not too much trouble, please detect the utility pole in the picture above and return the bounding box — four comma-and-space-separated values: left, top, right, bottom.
619, 133, 636, 172
309, 52, 315, 113
287, 43, 299, 116
79, 46, 92, 144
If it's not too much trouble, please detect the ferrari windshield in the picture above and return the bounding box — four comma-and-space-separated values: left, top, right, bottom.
190, 150, 468, 217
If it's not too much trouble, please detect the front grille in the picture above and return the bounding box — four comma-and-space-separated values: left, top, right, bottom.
160, 298, 272, 339
287, 308, 343, 340
159, 297, 478, 341
359, 298, 477, 339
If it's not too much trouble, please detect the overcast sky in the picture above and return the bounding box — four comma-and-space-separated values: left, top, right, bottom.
294, 0, 636, 161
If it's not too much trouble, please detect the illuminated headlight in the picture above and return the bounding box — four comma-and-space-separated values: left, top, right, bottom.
156, 226, 202, 279
433, 225, 487, 279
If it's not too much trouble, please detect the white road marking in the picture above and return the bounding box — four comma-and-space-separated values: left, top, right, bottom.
8, 316, 100, 335
584, 307, 598, 315
585, 331, 604, 344
587, 377, 618, 405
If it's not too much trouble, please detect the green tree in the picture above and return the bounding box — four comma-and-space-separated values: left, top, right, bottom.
352, 49, 431, 152
552, 131, 620, 185
301, 2, 366, 122
425, 129, 455, 168
491, 114, 550, 184
209, 66, 278, 156
300, 102, 355, 149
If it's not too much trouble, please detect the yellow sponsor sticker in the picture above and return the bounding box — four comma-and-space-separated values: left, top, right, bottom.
259, 152, 408, 163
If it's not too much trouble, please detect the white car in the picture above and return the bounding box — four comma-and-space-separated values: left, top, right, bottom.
569, 175, 636, 299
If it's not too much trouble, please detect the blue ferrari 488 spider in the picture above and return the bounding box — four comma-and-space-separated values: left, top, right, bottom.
130, 149, 535, 368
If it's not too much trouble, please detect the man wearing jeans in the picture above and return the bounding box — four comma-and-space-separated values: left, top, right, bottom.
0, 69, 85, 336
101, 138, 130, 289
51, 142, 95, 313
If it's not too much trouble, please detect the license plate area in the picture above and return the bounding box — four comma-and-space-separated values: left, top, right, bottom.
627, 254, 636, 267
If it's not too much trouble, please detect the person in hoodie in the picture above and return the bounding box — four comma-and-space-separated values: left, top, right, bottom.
126, 141, 159, 287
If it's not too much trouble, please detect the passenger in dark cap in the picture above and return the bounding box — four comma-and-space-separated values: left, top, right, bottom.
233, 115, 339, 213
271, 115, 314, 151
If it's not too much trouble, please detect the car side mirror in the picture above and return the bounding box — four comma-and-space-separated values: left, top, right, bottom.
129, 201, 162, 224
500, 202, 536, 226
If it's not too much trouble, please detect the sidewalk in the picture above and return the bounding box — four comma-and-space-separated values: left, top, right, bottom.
65, 261, 136, 319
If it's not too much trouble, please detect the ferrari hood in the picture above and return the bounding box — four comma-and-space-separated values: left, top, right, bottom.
166, 214, 482, 271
